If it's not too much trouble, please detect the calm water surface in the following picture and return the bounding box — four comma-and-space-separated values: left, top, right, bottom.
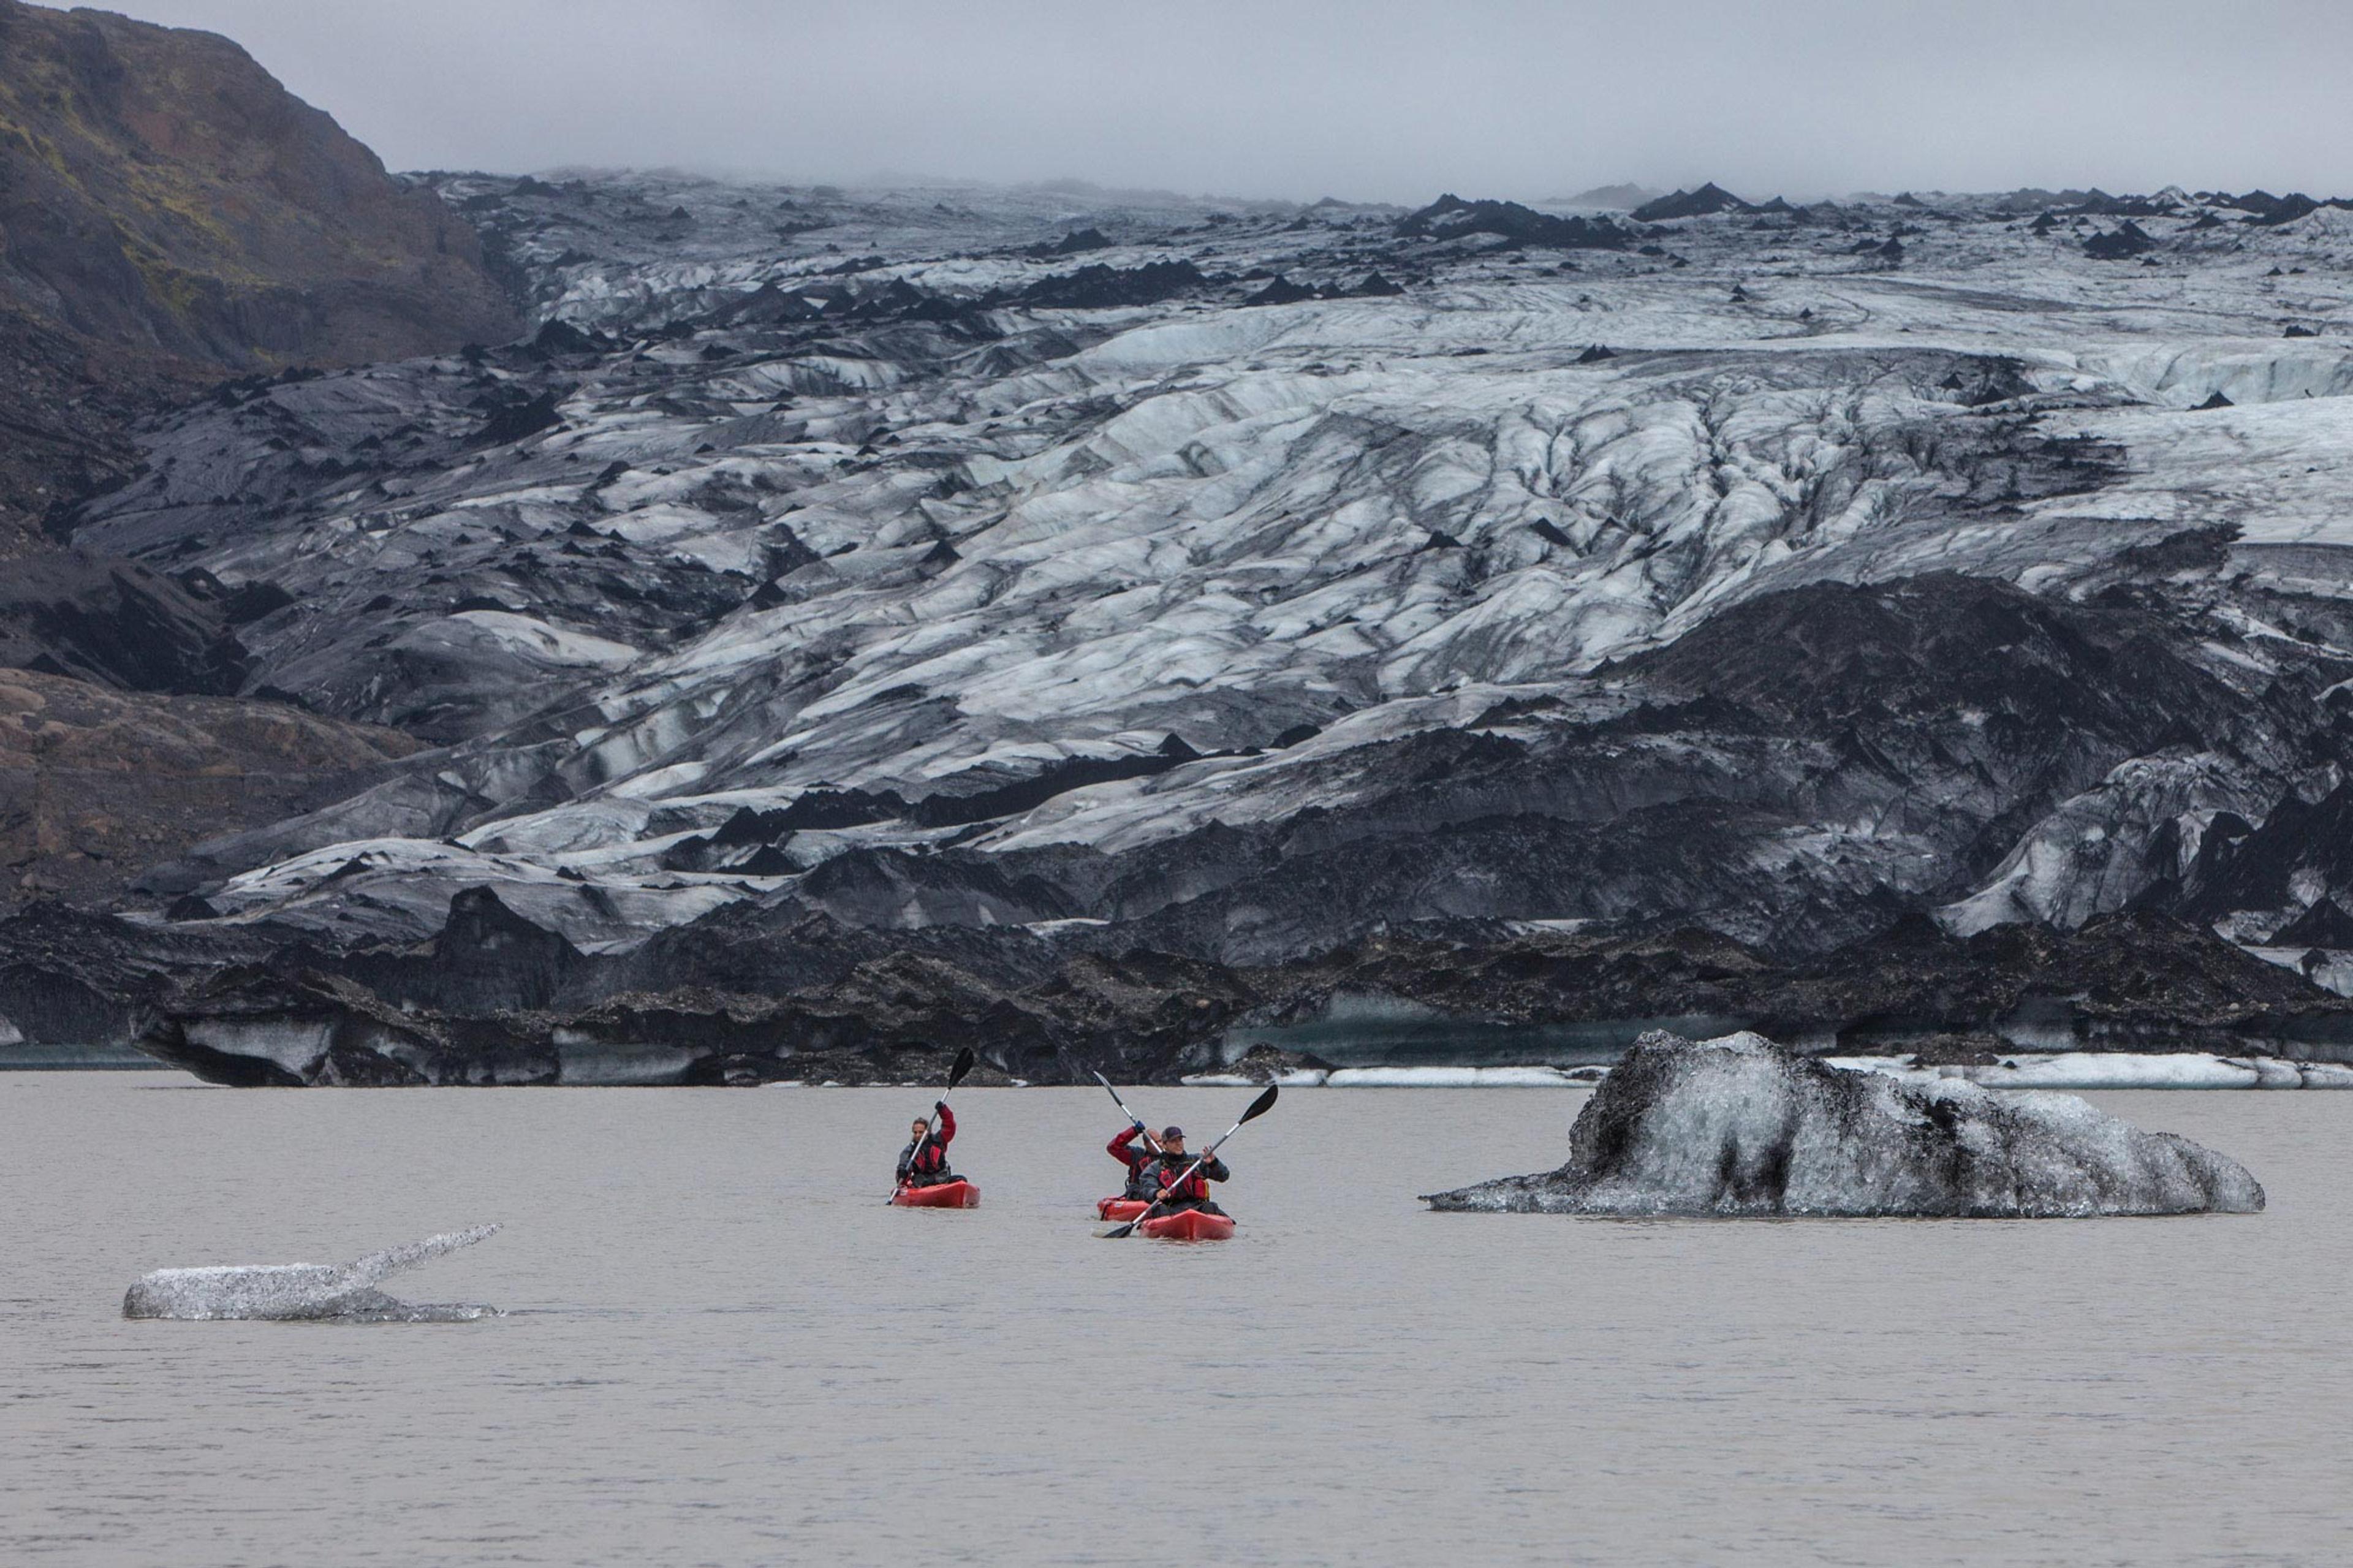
4, 1074, 2349, 1566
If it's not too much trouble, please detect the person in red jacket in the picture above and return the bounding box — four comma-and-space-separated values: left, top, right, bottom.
1110, 1123, 1228, 1215
896, 1101, 959, 1189
1107, 1119, 1162, 1200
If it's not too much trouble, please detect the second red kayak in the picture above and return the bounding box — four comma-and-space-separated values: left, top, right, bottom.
1136, 1207, 1236, 1241
893, 1180, 980, 1208
1097, 1197, 1148, 1221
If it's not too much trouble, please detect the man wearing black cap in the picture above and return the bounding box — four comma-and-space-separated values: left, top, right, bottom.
1106, 1121, 1230, 1214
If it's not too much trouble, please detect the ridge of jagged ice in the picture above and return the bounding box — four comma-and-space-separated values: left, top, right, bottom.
123, 1224, 503, 1321
1422, 1032, 2265, 1218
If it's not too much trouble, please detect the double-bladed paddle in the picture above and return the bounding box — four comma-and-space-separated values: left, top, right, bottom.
1100, 1083, 1278, 1238
888, 1045, 976, 1202
1092, 1069, 1163, 1156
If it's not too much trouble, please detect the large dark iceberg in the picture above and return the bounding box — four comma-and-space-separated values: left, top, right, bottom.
1422, 1031, 2265, 1217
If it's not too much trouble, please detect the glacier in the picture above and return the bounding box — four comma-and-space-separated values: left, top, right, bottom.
13, 173, 2353, 1081
1422, 1032, 2265, 1217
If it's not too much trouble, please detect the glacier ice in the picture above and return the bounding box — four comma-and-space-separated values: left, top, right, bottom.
123, 1224, 502, 1321
34, 171, 2353, 1071
1422, 1032, 2264, 1217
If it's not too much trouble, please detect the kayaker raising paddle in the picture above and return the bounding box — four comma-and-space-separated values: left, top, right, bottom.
896, 1100, 960, 1191
1106, 1118, 1162, 1202
1110, 1123, 1229, 1216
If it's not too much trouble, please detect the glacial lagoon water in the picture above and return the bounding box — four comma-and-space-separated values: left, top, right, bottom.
5, 1073, 2351, 1566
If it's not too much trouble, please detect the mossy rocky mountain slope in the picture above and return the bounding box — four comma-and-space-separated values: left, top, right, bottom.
0, 0, 515, 903
0, 0, 515, 375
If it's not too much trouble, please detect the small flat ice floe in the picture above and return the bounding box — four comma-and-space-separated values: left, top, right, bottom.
1422, 1032, 2264, 1218
1189, 1051, 2353, 1091
1830, 1051, 2353, 1090
124, 1225, 502, 1322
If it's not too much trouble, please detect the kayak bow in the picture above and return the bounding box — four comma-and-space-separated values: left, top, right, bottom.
892, 1180, 980, 1209
1137, 1207, 1235, 1241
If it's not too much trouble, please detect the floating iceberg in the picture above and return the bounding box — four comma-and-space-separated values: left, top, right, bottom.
1422, 1032, 2264, 1218
124, 1225, 503, 1321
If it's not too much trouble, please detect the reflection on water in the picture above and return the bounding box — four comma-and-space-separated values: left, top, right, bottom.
1222, 991, 1750, 1066
0, 1042, 163, 1069
1224, 991, 2353, 1069
4, 1074, 2350, 1566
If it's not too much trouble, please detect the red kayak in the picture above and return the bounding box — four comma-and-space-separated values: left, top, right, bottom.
893, 1180, 980, 1208
1097, 1197, 1150, 1222
1137, 1208, 1236, 1241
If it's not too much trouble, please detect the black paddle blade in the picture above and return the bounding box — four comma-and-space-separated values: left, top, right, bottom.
947, 1047, 977, 1090
1093, 1069, 1134, 1115
1238, 1083, 1279, 1123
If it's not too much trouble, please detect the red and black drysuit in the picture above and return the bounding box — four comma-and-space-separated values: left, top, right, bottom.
1107, 1124, 1229, 1214
896, 1102, 959, 1188
1107, 1124, 1159, 1200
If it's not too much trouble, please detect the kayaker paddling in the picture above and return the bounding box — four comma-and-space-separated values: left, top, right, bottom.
1101, 1085, 1276, 1240
887, 1047, 979, 1208
1112, 1124, 1229, 1216
1106, 1119, 1164, 1202
1151, 1127, 1230, 1216
1093, 1074, 1170, 1221
896, 1100, 960, 1190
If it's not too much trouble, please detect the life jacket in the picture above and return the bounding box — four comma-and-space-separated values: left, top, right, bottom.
898, 1104, 957, 1185
1155, 1153, 1214, 1204
900, 1137, 949, 1183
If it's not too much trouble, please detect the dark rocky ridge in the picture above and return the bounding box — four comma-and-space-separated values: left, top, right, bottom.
1393, 194, 1631, 249
1004, 259, 1208, 309
81, 890, 2353, 1086
1630, 183, 1755, 222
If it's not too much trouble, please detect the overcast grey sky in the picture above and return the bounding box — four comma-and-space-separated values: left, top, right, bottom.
85, 1, 2353, 202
